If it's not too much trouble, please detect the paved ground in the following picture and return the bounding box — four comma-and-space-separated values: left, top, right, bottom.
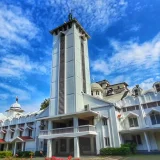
1, 155, 160, 160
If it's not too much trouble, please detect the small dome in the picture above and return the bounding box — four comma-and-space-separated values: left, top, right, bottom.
11, 101, 21, 109
10, 97, 22, 111
91, 83, 103, 91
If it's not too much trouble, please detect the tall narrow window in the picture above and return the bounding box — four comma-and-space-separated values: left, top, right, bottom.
11, 132, 14, 138
128, 117, 138, 127
28, 129, 32, 137
105, 137, 110, 146
59, 33, 65, 114
102, 118, 108, 126
3, 133, 6, 139
134, 89, 139, 96
19, 131, 23, 137
155, 84, 160, 92
81, 38, 86, 93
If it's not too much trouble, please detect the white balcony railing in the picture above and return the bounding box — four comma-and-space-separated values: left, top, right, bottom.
51, 127, 74, 134
39, 125, 96, 136
78, 125, 96, 132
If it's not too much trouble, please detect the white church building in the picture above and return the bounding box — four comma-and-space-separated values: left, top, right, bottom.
0, 16, 160, 158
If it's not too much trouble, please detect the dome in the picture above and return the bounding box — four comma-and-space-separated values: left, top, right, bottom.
9, 97, 24, 112
91, 83, 103, 91
10, 101, 21, 109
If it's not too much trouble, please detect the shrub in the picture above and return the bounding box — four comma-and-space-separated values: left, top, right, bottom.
100, 147, 130, 156
121, 143, 137, 154
0, 151, 12, 158
16, 151, 33, 157
35, 151, 44, 157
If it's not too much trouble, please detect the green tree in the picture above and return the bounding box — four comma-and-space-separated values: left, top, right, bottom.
40, 98, 50, 110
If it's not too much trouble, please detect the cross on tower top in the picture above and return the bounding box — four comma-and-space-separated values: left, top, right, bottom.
68, 10, 73, 21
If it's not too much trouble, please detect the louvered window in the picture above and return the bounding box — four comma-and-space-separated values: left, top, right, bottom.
59, 33, 65, 114
81, 38, 86, 93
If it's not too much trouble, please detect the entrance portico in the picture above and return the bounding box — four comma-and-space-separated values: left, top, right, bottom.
46, 136, 96, 158
38, 111, 98, 158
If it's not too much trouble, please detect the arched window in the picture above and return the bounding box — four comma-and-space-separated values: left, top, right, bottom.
134, 89, 139, 96
150, 111, 160, 125
91, 91, 93, 96
132, 85, 142, 96
155, 83, 160, 92
96, 91, 99, 95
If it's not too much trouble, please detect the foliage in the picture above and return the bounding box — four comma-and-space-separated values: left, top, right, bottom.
40, 98, 50, 110
0, 151, 12, 158
121, 142, 137, 154
16, 151, 33, 158
100, 147, 130, 156
35, 151, 45, 157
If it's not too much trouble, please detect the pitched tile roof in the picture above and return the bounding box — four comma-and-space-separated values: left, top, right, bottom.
0, 139, 5, 143
19, 136, 33, 141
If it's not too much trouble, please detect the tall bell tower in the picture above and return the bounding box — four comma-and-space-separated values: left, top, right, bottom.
49, 14, 91, 116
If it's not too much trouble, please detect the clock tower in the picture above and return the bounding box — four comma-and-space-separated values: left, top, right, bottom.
49, 16, 91, 116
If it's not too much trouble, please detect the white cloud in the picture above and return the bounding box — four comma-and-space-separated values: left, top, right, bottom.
0, 2, 39, 46
0, 54, 48, 78
129, 78, 159, 90
92, 33, 160, 75
0, 83, 31, 101
138, 78, 155, 90
47, 0, 127, 32
129, 24, 141, 32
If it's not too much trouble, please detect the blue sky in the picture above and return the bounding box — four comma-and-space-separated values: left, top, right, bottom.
0, 0, 160, 112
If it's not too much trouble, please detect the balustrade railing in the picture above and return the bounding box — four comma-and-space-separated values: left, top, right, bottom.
78, 125, 96, 132
51, 127, 74, 134
39, 125, 96, 136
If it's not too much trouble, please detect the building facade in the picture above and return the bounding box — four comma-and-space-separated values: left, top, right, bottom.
0, 98, 43, 154
0, 17, 160, 158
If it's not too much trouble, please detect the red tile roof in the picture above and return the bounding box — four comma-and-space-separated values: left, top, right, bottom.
19, 136, 33, 141
10, 129, 15, 132
27, 126, 33, 130
0, 139, 5, 143
18, 127, 24, 131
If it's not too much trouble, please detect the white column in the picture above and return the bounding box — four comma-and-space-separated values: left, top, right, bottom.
73, 117, 78, 132
90, 137, 94, 154
144, 132, 151, 152
6, 143, 8, 151
74, 137, 80, 158
21, 142, 24, 151
119, 133, 124, 145
95, 134, 100, 155
13, 142, 17, 155
107, 118, 113, 147
48, 120, 52, 130
47, 139, 52, 157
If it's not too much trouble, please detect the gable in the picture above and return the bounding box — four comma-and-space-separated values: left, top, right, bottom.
36, 107, 49, 119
